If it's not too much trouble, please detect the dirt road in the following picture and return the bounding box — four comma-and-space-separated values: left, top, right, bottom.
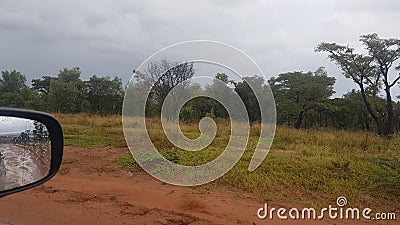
0, 143, 49, 190
0, 147, 397, 225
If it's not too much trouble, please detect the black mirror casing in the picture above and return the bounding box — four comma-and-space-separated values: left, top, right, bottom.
0, 108, 63, 198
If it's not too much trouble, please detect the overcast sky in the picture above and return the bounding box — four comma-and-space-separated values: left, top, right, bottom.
0, 116, 35, 135
1, 0, 400, 97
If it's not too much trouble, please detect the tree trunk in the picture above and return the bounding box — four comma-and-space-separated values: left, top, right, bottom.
359, 88, 385, 136
383, 83, 394, 138
294, 110, 305, 129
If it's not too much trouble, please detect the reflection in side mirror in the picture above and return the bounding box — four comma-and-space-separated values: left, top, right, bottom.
0, 117, 51, 191
0, 108, 63, 198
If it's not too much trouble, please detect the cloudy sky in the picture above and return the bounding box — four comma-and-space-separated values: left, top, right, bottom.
0, 116, 35, 135
1, 0, 400, 97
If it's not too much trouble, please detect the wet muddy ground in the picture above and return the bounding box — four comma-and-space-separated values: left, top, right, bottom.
0, 144, 49, 190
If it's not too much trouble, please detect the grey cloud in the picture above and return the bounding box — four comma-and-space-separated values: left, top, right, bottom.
0, 0, 399, 97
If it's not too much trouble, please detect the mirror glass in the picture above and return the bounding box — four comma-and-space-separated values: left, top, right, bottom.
0, 116, 51, 191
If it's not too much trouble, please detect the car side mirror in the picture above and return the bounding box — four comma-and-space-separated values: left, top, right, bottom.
0, 108, 63, 198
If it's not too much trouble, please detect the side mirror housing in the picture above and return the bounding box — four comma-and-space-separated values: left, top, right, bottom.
0, 108, 63, 197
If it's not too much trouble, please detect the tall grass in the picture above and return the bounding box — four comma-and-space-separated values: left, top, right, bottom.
57, 114, 400, 209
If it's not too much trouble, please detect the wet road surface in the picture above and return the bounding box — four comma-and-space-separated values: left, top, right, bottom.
0, 143, 49, 190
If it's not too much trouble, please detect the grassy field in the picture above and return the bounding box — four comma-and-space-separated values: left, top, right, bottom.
55, 113, 400, 209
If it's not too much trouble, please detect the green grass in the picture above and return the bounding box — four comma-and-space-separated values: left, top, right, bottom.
55, 113, 126, 147
57, 114, 400, 209
115, 154, 141, 172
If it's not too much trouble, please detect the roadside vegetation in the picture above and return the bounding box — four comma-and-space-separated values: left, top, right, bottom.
57, 114, 400, 209
54, 113, 125, 148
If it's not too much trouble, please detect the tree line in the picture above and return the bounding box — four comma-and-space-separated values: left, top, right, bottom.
127, 58, 400, 138
0, 67, 124, 115
1, 33, 399, 138
130, 33, 400, 138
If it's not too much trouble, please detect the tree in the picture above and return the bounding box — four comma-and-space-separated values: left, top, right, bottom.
0, 70, 27, 93
32, 76, 55, 95
58, 67, 81, 83
0, 70, 35, 108
47, 67, 86, 113
85, 75, 124, 115
234, 76, 267, 122
48, 78, 80, 113
215, 72, 229, 83
316, 33, 400, 137
201, 73, 234, 119
33, 120, 49, 142
31, 76, 57, 111
180, 97, 216, 122
0, 92, 25, 108
269, 68, 336, 128
134, 60, 194, 119
329, 90, 371, 130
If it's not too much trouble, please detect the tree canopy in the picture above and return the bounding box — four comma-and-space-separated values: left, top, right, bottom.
269, 68, 336, 128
